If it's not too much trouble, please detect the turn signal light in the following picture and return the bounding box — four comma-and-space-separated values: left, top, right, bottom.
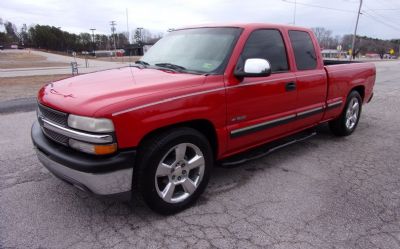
94, 143, 118, 155
69, 139, 117, 155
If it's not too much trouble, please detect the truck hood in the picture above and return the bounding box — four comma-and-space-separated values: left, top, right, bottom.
38, 67, 206, 116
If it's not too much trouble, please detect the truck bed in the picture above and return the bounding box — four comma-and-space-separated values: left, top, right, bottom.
324, 61, 376, 105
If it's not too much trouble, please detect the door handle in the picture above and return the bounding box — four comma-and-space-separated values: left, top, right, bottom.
285, 82, 296, 91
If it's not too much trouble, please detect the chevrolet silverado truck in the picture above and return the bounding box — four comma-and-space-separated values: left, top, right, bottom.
32, 23, 375, 214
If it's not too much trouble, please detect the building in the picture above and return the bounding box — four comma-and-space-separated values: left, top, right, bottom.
321, 49, 347, 59
124, 43, 154, 56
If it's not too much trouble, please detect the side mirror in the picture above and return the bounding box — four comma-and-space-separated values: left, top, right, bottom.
234, 58, 272, 78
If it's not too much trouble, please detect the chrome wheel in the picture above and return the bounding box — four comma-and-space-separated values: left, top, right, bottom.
155, 143, 205, 203
345, 97, 360, 130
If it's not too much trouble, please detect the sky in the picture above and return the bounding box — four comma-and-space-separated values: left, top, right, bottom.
0, 0, 399, 40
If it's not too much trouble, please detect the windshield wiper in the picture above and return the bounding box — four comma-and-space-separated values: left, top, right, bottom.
135, 60, 149, 66
155, 63, 186, 72
129, 60, 150, 69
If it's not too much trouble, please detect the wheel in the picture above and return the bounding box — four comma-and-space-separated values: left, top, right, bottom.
329, 91, 362, 136
134, 128, 213, 214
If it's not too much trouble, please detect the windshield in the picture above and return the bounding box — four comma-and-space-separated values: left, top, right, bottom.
141, 27, 241, 74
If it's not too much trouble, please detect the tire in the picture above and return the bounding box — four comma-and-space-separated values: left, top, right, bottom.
133, 127, 213, 215
329, 91, 362, 136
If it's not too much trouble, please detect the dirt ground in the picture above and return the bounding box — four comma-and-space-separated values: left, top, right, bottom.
0, 74, 72, 101
0, 51, 69, 69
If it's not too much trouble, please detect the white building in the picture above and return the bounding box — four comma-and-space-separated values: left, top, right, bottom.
321, 49, 347, 59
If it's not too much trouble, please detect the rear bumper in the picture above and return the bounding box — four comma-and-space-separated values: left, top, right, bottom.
31, 121, 136, 196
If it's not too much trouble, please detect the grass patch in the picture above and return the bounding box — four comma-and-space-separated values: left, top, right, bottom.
0, 74, 72, 101
0, 51, 69, 69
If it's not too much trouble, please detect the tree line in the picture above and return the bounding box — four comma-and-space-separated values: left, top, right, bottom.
1, 18, 398, 58
311, 27, 399, 59
0, 18, 163, 52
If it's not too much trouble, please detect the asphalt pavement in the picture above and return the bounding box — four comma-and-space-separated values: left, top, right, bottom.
1, 61, 400, 249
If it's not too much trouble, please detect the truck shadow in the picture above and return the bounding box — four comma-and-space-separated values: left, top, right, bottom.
52, 123, 344, 218
204, 124, 336, 198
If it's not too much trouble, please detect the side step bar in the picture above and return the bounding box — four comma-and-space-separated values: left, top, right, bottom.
220, 129, 317, 168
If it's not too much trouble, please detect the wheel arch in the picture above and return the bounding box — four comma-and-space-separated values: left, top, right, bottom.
137, 119, 219, 160
350, 85, 365, 101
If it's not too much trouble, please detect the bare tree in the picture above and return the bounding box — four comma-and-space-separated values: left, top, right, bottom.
4, 21, 18, 41
311, 27, 340, 49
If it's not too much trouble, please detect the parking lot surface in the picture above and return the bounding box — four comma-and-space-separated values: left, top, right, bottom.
1, 61, 400, 249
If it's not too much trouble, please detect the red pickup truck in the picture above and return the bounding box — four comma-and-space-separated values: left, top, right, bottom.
32, 23, 375, 214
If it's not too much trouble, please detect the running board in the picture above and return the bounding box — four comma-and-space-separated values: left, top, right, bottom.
220, 129, 317, 168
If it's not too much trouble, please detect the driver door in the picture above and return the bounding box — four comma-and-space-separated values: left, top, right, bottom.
226, 29, 297, 153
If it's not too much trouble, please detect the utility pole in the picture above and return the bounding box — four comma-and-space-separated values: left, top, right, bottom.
21, 24, 27, 46
293, 0, 297, 25
90, 28, 96, 56
137, 27, 143, 44
110, 21, 117, 56
137, 27, 144, 55
282, 0, 297, 25
350, 0, 363, 61
398, 42, 400, 57
126, 8, 130, 44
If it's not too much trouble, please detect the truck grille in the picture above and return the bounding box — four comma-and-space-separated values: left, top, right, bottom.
42, 127, 69, 145
38, 104, 68, 126
38, 104, 69, 146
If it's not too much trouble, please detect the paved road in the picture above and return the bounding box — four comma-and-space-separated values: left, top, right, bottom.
1, 61, 400, 249
0, 50, 130, 77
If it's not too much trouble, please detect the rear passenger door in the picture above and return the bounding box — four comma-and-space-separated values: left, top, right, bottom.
288, 30, 328, 128
226, 29, 297, 152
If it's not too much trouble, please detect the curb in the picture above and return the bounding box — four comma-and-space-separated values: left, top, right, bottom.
0, 97, 37, 114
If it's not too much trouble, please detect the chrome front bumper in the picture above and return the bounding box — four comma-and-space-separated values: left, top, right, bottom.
36, 149, 133, 195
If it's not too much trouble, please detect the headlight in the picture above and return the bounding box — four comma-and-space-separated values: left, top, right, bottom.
69, 139, 117, 155
68, 114, 114, 133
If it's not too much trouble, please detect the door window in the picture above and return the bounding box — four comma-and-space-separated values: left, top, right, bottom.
238, 29, 289, 73
289, 31, 318, 70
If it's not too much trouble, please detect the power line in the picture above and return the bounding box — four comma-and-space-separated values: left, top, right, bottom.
282, 0, 399, 39
362, 11, 400, 32
368, 8, 400, 10
379, 0, 400, 10
364, 6, 400, 27
362, 2, 400, 31
282, 0, 357, 13
368, 0, 400, 24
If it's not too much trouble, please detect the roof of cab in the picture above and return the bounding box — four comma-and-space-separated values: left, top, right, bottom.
176, 23, 311, 32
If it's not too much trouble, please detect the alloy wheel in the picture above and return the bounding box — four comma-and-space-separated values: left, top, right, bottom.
154, 143, 205, 203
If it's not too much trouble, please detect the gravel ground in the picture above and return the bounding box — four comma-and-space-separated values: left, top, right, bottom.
0, 61, 400, 249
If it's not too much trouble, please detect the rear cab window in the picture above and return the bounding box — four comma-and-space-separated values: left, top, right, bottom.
238, 29, 289, 73
288, 31, 318, 70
